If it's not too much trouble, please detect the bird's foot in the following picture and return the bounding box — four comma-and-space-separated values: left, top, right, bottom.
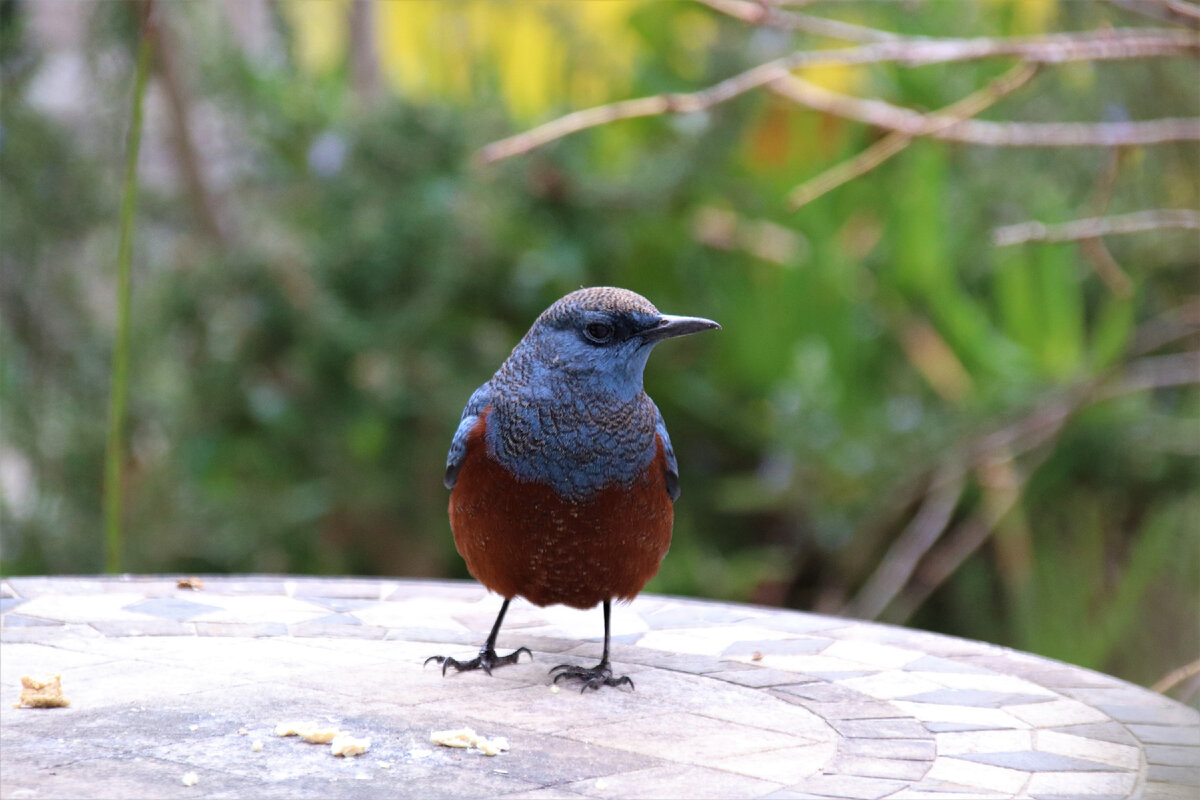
425, 646, 532, 676
550, 661, 634, 693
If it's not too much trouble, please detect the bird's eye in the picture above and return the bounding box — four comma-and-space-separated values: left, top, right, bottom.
583, 322, 614, 344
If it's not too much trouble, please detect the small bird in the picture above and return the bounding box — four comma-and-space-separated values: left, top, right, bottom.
426, 287, 719, 691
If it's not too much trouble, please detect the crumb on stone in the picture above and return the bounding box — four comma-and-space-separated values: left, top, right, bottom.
16, 675, 70, 709
430, 727, 509, 756
331, 734, 371, 757
274, 721, 339, 744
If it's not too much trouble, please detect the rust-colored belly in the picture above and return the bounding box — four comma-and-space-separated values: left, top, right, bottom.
448, 416, 674, 610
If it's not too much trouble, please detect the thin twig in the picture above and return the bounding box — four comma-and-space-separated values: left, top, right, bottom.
1079, 148, 1134, 297
771, 76, 1200, 146
1151, 657, 1200, 694
145, 5, 227, 247
847, 343, 1200, 622
1110, 0, 1200, 29
992, 209, 1200, 246
845, 463, 965, 620
477, 27, 1199, 163
697, 0, 902, 43
1130, 297, 1200, 356
787, 62, 1039, 209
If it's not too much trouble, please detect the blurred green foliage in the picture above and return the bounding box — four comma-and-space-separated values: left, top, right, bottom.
1, 0, 1197, 696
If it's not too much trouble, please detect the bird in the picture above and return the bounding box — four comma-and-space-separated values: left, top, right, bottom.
425, 287, 719, 691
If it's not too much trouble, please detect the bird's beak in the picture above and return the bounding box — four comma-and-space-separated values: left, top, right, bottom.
641, 314, 721, 343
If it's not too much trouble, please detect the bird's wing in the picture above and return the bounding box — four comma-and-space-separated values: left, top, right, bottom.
444, 382, 492, 490
652, 401, 681, 502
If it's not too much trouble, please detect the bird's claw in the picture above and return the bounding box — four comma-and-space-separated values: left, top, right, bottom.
425, 647, 532, 676
550, 661, 634, 693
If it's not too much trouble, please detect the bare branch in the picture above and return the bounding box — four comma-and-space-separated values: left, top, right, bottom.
477, 27, 1198, 164
1101, 351, 1200, 398
870, 346, 1200, 623
845, 463, 965, 620
697, 0, 902, 43
787, 62, 1040, 209
1152, 658, 1200, 695
771, 76, 1200, 146
1078, 148, 1135, 297
991, 209, 1200, 246
1110, 0, 1200, 29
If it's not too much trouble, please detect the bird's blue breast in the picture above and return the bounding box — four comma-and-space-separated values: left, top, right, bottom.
485, 384, 660, 502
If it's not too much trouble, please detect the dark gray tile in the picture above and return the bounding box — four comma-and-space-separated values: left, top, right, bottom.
1, 597, 28, 613
1142, 780, 1200, 799
1, 613, 61, 627
1099, 703, 1200, 726
790, 774, 907, 800
828, 718, 932, 739
772, 682, 862, 703
1130, 724, 1200, 746
1145, 764, 1200, 785
705, 668, 818, 688
922, 722, 1014, 733
953, 751, 1114, 771
1144, 744, 1200, 767
1019, 666, 1125, 690
1050, 722, 1138, 745
91, 619, 196, 637
124, 597, 222, 621
839, 737, 936, 761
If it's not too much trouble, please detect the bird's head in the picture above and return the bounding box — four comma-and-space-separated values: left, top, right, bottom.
516, 287, 720, 399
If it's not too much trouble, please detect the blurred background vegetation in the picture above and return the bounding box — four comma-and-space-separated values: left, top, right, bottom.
1, 0, 1197, 700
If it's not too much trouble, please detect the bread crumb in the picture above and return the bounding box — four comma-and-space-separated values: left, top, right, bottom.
751, 651, 763, 662
550, 685, 560, 694
330, 734, 371, 757
430, 727, 509, 756
476, 735, 509, 756
378, 761, 392, 770
430, 727, 476, 749
181, 771, 199, 787
237, 727, 249, 736
274, 721, 339, 744
251, 740, 263, 752
176, 577, 205, 590
188, 724, 198, 732
16, 675, 70, 709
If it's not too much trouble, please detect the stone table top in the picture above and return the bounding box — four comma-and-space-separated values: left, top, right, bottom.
1, 575, 1196, 800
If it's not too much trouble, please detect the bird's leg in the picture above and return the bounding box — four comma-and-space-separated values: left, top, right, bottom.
424, 597, 531, 676
550, 599, 634, 692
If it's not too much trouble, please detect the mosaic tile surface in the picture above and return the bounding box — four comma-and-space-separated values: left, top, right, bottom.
1, 575, 1196, 800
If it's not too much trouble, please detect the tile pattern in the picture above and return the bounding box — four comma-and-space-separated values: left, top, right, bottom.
1, 575, 1197, 800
